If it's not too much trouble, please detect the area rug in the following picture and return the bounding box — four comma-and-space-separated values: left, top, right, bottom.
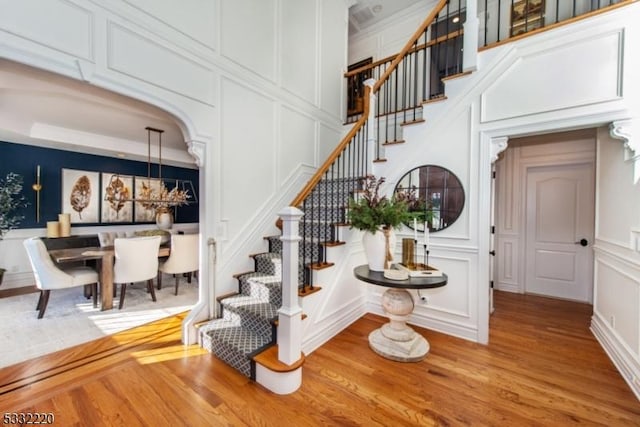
0, 277, 198, 368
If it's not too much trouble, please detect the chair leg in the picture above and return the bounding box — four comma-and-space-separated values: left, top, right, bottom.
36, 290, 44, 311
92, 283, 98, 308
174, 275, 179, 296
37, 290, 51, 319
148, 279, 157, 302
157, 271, 162, 290
186, 272, 192, 284
119, 283, 127, 309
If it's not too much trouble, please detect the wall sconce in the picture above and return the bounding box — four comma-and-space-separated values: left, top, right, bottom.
32, 165, 42, 223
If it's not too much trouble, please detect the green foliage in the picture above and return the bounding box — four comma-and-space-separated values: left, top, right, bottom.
0, 172, 28, 239
347, 175, 417, 234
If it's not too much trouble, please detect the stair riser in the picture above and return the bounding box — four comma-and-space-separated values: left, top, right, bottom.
313, 178, 362, 193
221, 308, 275, 339
305, 191, 353, 206
254, 255, 281, 276
239, 276, 282, 307
201, 332, 252, 377
299, 206, 347, 223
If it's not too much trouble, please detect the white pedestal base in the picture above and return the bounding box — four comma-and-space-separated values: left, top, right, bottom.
368, 288, 430, 362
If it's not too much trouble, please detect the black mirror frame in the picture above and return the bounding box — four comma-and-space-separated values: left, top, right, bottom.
394, 165, 465, 232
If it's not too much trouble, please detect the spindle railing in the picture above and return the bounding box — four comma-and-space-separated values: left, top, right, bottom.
286, 0, 453, 293
480, 0, 632, 47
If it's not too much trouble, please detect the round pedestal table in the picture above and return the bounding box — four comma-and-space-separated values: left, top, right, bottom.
353, 265, 447, 362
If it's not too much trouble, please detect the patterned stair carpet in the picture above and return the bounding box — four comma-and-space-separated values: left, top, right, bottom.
200, 176, 363, 378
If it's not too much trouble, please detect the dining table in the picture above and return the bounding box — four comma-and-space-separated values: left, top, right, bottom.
48, 245, 170, 310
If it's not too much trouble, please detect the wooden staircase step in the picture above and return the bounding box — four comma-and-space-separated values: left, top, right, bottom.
309, 262, 334, 270
298, 285, 322, 297
441, 70, 472, 82
400, 118, 425, 126
273, 313, 308, 326
382, 139, 406, 146
252, 345, 305, 373
424, 95, 447, 104
216, 291, 239, 302
323, 241, 346, 247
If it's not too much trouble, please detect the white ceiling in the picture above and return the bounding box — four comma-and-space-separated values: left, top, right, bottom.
349, 0, 424, 35
0, 59, 194, 168
0, 2, 421, 167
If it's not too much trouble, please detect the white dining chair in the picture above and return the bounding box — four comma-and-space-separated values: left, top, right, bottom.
113, 235, 161, 309
98, 231, 131, 247
23, 237, 99, 319
158, 233, 199, 295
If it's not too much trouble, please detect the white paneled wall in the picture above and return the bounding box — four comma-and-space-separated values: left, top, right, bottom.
0, 0, 350, 345
592, 127, 640, 398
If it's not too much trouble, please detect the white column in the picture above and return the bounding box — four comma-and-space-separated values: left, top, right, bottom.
364, 78, 377, 171
277, 206, 304, 365
463, 0, 479, 72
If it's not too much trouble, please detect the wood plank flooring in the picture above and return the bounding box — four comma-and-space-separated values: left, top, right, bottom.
1, 291, 639, 426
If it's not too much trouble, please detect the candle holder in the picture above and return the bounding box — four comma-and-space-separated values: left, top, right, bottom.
398, 239, 442, 277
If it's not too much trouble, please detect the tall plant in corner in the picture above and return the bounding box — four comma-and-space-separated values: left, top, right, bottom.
0, 172, 29, 285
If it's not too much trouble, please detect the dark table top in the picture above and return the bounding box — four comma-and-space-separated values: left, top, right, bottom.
354, 265, 447, 290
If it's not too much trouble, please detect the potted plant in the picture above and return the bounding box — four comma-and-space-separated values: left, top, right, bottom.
0, 172, 28, 285
347, 175, 418, 271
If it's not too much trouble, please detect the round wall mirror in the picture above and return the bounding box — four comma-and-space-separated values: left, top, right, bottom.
394, 165, 465, 232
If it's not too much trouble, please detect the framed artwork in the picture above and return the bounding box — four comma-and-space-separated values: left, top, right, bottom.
101, 173, 133, 223
62, 169, 100, 223
134, 176, 161, 222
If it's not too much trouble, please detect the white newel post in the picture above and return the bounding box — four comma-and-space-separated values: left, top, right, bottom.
463, 0, 479, 72
364, 78, 377, 169
277, 206, 304, 365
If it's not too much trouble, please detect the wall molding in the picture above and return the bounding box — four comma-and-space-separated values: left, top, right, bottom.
591, 313, 640, 400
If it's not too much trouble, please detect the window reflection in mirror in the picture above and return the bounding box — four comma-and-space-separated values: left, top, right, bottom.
394, 165, 465, 232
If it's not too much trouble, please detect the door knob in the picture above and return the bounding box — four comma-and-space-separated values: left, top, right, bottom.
575, 238, 588, 247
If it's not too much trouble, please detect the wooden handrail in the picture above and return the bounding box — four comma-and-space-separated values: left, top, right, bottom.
288, 86, 371, 209
344, 28, 464, 78
286, 0, 450, 210
372, 0, 449, 93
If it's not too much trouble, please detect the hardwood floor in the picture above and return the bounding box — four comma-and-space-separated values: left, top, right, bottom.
1, 291, 639, 426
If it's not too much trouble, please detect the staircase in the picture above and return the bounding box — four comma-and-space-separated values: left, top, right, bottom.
198, 176, 363, 379
199, 0, 454, 384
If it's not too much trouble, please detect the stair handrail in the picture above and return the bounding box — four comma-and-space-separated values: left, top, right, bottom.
287, 0, 450, 210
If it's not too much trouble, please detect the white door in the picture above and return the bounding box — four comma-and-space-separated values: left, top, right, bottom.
524, 163, 595, 302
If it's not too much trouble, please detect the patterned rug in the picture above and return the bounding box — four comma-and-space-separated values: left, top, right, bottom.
0, 276, 198, 368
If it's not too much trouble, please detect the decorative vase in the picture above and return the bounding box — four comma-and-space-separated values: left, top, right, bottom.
362, 227, 396, 272
155, 207, 174, 230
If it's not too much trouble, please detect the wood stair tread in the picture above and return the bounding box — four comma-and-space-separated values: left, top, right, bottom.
252, 345, 305, 373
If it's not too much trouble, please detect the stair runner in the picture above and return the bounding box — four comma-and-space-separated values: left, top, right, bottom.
199, 176, 363, 378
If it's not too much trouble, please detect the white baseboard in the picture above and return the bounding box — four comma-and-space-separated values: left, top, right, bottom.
302, 301, 366, 355
591, 312, 640, 400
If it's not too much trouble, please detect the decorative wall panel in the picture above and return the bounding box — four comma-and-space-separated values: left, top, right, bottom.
220, 0, 276, 82
0, 0, 93, 60
281, 0, 317, 103
481, 31, 623, 122
107, 22, 214, 104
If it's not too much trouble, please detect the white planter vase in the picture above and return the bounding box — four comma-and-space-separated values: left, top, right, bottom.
155, 207, 174, 230
362, 227, 396, 272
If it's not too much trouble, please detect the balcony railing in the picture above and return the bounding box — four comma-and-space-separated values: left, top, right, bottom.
345, 2, 466, 128
480, 0, 632, 47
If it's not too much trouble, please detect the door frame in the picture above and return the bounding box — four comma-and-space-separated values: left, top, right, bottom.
491, 132, 597, 301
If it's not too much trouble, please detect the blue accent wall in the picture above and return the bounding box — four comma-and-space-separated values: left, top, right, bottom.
0, 141, 199, 228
